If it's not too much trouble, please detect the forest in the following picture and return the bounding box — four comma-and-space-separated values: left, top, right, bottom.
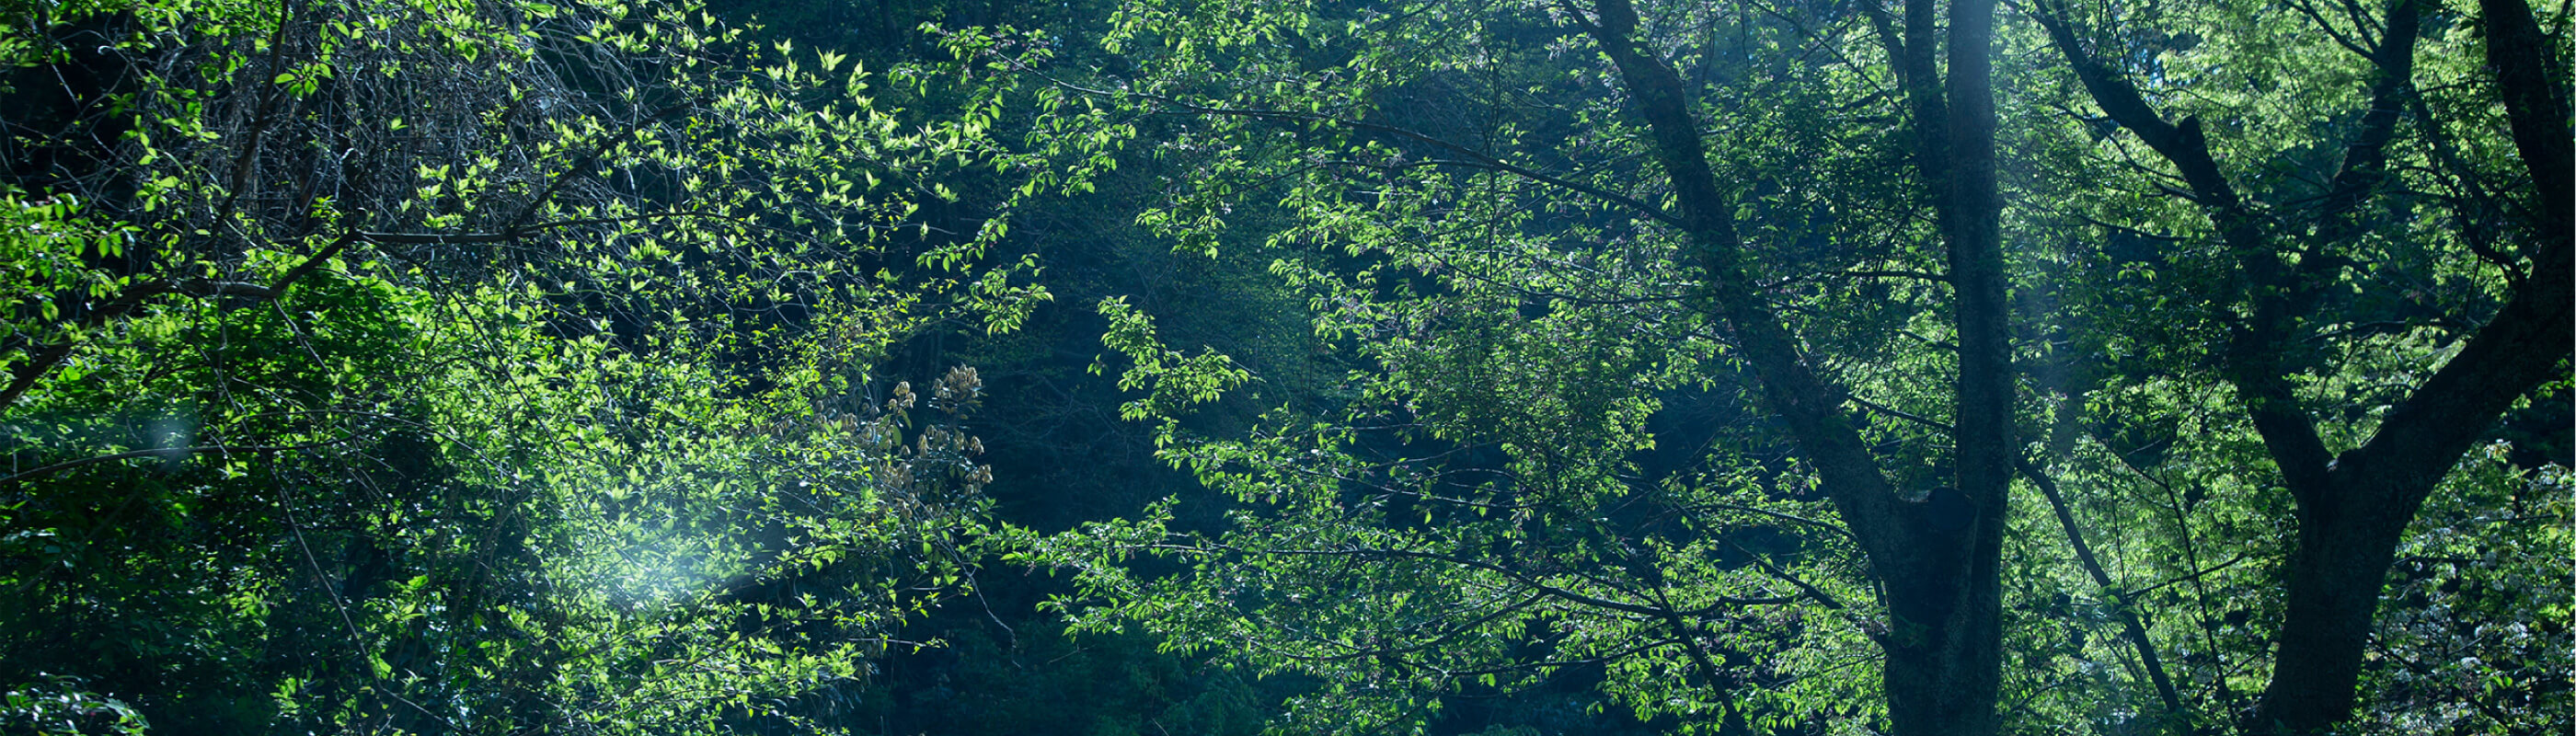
0, 0, 2566, 733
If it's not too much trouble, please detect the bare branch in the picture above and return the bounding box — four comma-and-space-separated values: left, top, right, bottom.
0, 436, 359, 485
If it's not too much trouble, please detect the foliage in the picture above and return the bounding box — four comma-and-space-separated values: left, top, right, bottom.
1, 675, 148, 736
0, 0, 1045, 731
972, 0, 1961, 730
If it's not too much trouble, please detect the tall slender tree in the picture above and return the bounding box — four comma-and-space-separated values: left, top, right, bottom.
1576, 0, 2009, 730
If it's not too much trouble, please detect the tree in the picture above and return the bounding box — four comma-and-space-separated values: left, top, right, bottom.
6, 0, 2559, 730
969, 0, 2022, 730
1, 0, 1043, 730
2029, 0, 2570, 730
1581, 0, 2013, 730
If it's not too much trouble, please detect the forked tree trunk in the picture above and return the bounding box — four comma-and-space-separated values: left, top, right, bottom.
1895, 0, 2007, 729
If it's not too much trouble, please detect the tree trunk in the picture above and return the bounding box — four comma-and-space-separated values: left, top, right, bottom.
2254, 248, 2573, 732
2255, 501, 2406, 732
1898, 0, 2007, 730
1880, 543, 2004, 736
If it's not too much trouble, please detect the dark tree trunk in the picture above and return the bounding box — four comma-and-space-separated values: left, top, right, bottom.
2255, 494, 2410, 733
1893, 0, 2007, 730
2255, 242, 2573, 732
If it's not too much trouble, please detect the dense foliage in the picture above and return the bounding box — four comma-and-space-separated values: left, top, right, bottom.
1, 0, 1044, 730
2, 0, 2565, 734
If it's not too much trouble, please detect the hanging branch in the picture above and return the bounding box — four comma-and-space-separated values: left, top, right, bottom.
2016, 457, 2187, 720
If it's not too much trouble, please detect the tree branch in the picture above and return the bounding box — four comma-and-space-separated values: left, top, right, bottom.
2030, 0, 2339, 503
1572, 0, 1911, 560
1726, 538, 1849, 612
1228, 543, 1795, 617
0, 230, 362, 408
2479, 0, 2574, 246
2326, 0, 2572, 525
2016, 457, 2186, 719
503, 102, 696, 235
0, 437, 357, 485
0, 207, 779, 410
978, 47, 1684, 227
